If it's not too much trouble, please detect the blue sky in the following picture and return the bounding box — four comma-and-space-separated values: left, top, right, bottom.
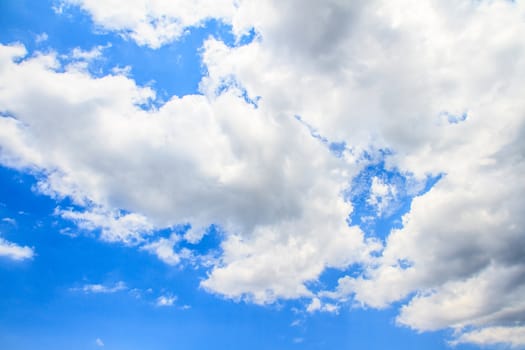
1, 1, 524, 349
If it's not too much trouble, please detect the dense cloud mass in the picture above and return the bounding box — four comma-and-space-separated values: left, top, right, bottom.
1, 0, 525, 346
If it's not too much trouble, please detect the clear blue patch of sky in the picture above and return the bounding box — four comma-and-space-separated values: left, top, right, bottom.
346, 160, 442, 241
441, 110, 468, 124
328, 141, 347, 157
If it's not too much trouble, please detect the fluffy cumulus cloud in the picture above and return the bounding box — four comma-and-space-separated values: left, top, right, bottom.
156, 294, 177, 307
200, 0, 525, 345
141, 233, 192, 266
57, 0, 237, 48
0, 237, 34, 261
1, 0, 525, 347
0, 42, 373, 306
367, 176, 398, 217
451, 326, 525, 348
306, 297, 339, 314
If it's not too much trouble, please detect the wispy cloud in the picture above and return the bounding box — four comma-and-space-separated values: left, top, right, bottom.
71, 281, 127, 294
306, 298, 339, 314
156, 294, 177, 307
1, 217, 16, 226
35, 32, 48, 43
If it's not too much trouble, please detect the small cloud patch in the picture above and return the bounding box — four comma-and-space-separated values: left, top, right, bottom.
156, 294, 177, 307
71, 281, 127, 294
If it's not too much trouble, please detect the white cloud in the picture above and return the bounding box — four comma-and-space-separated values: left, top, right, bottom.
73, 281, 127, 294
35, 33, 48, 43
183, 226, 207, 244
205, 1, 525, 345
58, 207, 154, 245
367, 176, 397, 217
199, 0, 525, 344
306, 297, 321, 313
141, 233, 183, 265
0, 237, 34, 261
323, 303, 339, 314
2, 217, 16, 225
156, 294, 176, 307
306, 297, 339, 314
451, 326, 525, 348
58, 0, 238, 48
0, 42, 373, 305
95, 338, 104, 347
2, 0, 525, 347
69, 43, 110, 62
290, 319, 302, 327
